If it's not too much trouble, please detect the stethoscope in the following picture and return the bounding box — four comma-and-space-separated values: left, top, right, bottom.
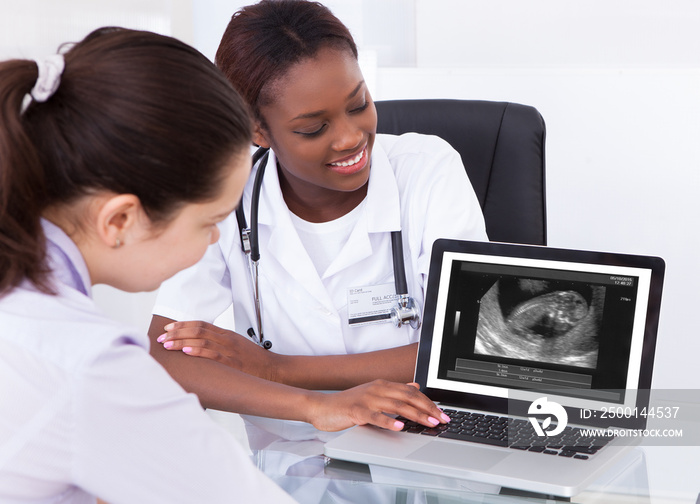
235, 146, 421, 350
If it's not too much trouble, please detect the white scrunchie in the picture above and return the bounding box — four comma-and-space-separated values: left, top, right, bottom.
30, 54, 65, 103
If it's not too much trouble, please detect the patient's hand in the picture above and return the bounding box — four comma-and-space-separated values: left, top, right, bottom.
157, 320, 278, 381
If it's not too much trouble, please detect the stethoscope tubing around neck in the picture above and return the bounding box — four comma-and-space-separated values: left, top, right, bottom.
390, 230, 408, 296
239, 146, 411, 294
235, 146, 271, 349
236, 146, 270, 261
235, 146, 420, 349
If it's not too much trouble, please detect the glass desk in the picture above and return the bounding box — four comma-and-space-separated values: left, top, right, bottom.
206, 411, 700, 504
252, 438, 699, 504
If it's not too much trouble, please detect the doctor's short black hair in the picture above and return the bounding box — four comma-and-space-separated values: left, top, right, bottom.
215, 0, 358, 124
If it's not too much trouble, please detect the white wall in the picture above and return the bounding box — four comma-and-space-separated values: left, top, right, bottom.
390, 0, 700, 392
2, 0, 698, 390
0, 0, 193, 60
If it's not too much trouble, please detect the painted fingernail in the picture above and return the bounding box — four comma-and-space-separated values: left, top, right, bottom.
441, 413, 451, 423
164, 323, 174, 331
428, 416, 439, 426
393, 420, 404, 430
182, 347, 193, 354
163, 341, 173, 349
156, 333, 167, 343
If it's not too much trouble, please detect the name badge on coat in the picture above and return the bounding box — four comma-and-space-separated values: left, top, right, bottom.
347, 283, 396, 327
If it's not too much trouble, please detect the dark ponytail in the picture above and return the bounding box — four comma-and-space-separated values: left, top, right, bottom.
0, 60, 49, 294
0, 27, 253, 295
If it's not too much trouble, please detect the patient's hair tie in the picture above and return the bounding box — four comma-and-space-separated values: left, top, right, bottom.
30, 54, 65, 103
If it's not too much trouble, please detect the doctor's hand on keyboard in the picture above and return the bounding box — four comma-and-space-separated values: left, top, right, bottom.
305, 381, 451, 433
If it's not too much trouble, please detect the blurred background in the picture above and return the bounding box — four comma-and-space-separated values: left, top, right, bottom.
2, 0, 699, 391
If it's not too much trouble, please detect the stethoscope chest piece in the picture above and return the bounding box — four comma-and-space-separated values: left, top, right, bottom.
390, 294, 421, 330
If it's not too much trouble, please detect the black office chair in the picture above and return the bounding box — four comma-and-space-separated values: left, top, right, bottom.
375, 99, 547, 245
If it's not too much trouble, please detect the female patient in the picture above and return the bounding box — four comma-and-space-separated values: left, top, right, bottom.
0, 27, 444, 503
151, 0, 487, 398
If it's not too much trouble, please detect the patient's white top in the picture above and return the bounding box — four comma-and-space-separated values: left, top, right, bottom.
0, 220, 295, 503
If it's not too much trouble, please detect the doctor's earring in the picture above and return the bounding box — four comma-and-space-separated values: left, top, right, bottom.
114, 238, 122, 249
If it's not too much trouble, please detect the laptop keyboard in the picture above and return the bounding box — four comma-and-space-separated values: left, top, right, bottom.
398, 409, 614, 460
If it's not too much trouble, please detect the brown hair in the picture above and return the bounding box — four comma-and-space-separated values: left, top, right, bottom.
215, 0, 357, 123
0, 27, 252, 295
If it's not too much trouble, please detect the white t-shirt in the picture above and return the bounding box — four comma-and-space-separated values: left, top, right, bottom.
0, 220, 295, 503
154, 133, 488, 356
290, 200, 365, 277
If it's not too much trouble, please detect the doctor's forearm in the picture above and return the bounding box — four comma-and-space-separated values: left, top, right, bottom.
148, 315, 316, 418
147, 317, 447, 432
273, 343, 419, 390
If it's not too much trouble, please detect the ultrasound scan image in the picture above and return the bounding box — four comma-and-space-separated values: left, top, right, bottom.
474, 278, 604, 368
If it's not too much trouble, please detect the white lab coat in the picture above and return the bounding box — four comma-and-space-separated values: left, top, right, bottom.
154, 133, 488, 357
0, 220, 295, 503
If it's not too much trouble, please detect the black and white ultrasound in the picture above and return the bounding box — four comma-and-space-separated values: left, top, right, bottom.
474, 278, 604, 368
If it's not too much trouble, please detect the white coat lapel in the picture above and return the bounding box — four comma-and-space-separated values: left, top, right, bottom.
257, 153, 335, 311
323, 141, 401, 278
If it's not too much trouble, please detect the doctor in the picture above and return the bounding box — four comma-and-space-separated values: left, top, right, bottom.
0, 27, 447, 502
151, 0, 487, 393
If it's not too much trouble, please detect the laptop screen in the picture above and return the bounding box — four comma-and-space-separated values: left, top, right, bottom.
417, 240, 665, 425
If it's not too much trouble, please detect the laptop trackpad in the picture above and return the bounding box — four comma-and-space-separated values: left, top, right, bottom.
406, 442, 509, 470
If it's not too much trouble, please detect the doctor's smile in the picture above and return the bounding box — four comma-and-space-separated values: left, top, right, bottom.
327, 145, 369, 175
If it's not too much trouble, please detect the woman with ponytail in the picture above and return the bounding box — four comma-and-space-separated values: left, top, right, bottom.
0, 27, 297, 504
0, 26, 446, 503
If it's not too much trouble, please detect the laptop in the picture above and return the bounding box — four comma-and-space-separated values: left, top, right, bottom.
325, 239, 665, 497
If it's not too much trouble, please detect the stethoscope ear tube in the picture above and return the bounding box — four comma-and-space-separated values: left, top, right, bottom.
391, 231, 408, 296
249, 149, 269, 262
251, 145, 269, 167
235, 146, 269, 254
